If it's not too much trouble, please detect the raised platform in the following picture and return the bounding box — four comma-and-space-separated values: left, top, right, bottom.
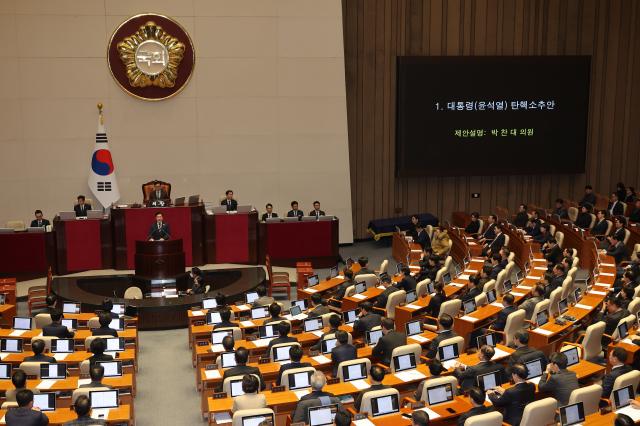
51, 267, 267, 330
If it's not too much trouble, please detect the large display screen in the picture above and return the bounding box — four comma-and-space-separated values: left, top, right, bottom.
396, 56, 591, 176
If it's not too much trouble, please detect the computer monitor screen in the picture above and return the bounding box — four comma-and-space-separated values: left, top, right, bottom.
477, 371, 501, 391
206, 312, 222, 325
613, 385, 635, 409
251, 307, 269, 320
0, 338, 22, 353
97, 361, 123, 377
12, 317, 32, 330
288, 371, 312, 390
61, 318, 77, 331
559, 402, 585, 426
393, 353, 416, 372
503, 280, 512, 292
463, 299, 477, 314
51, 339, 73, 353
426, 384, 454, 406
109, 318, 124, 331
40, 363, 66, 379
274, 345, 293, 362
427, 281, 435, 294
405, 320, 422, 336
259, 325, 276, 339
292, 299, 307, 311
476, 333, 497, 348
438, 343, 459, 361
343, 309, 357, 324
343, 362, 367, 382
370, 394, 399, 417
289, 305, 302, 317
308, 404, 338, 426
230, 379, 245, 397
304, 318, 323, 332
111, 304, 125, 315
329, 266, 339, 278
321, 338, 337, 354
245, 292, 259, 304
536, 309, 549, 327
307, 275, 319, 287
354, 282, 367, 294
63, 302, 80, 314
405, 290, 417, 304
561, 346, 580, 367
211, 331, 232, 344
220, 352, 237, 369
202, 298, 217, 309
0, 363, 10, 379
559, 298, 569, 314
366, 329, 383, 346
486, 289, 497, 303
90, 390, 119, 409
242, 414, 274, 426
525, 359, 543, 379
442, 273, 452, 284
618, 322, 629, 340
573, 289, 582, 304
105, 337, 125, 352
33, 393, 56, 412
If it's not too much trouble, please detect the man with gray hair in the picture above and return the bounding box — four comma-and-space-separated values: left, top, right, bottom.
292, 371, 341, 423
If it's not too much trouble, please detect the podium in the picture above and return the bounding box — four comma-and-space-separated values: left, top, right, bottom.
134, 239, 185, 279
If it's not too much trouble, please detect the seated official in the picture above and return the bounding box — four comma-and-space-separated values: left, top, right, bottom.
221, 190, 238, 211
220, 336, 235, 353
426, 282, 446, 318
575, 204, 594, 229
79, 365, 112, 389
454, 345, 505, 391
25, 339, 56, 363
478, 215, 497, 242
148, 181, 169, 202
6, 389, 49, 426
292, 372, 340, 424
7, 370, 30, 402
354, 366, 389, 411
30, 210, 50, 228
542, 264, 566, 298
513, 204, 529, 228
261, 203, 278, 221
277, 345, 311, 386
412, 411, 430, 426
335, 410, 353, 426
485, 224, 505, 256
465, 212, 481, 235
602, 348, 632, 398
630, 199, 640, 223
579, 185, 597, 207
266, 322, 298, 355
518, 285, 545, 321
74, 195, 92, 217
43, 294, 58, 315
299, 371, 335, 402
553, 198, 569, 219
213, 308, 239, 330
397, 267, 417, 293
307, 293, 331, 317
309, 201, 325, 218
63, 394, 107, 426
609, 193, 624, 216
487, 363, 535, 426
533, 223, 552, 244
355, 256, 374, 275
606, 235, 628, 264
457, 387, 494, 426
286, 201, 304, 219
148, 212, 170, 241
414, 359, 445, 400
186, 267, 205, 295
99, 299, 119, 319
591, 210, 609, 236
416, 256, 438, 282
43, 310, 74, 339
88, 338, 114, 367
92, 312, 118, 337
263, 303, 285, 325
461, 275, 483, 303
491, 293, 516, 331
222, 347, 265, 391
538, 352, 579, 406
232, 375, 266, 411
426, 314, 457, 359
375, 276, 400, 309
353, 302, 382, 334
597, 296, 630, 338
311, 314, 342, 351
542, 238, 562, 265
487, 253, 504, 279
331, 330, 357, 376
413, 223, 431, 249
252, 285, 275, 307
372, 318, 406, 366
334, 269, 354, 300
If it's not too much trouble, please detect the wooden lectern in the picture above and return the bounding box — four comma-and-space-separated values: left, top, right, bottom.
134, 239, 185, 279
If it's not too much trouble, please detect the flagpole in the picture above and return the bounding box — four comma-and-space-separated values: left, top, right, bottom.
97, 102, 106, 214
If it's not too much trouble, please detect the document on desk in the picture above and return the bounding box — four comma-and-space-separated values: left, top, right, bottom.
9, 330, 26, 337
594, 282, 611, 288
191, 310, 204, 316
492, 348, 511, 360
527, 376, 542, 385
235, 304, 250, 311
336, 275, 344, 279
36, 379, 57, 390
416, 407, 441, 420
240, 320, 255, 327
251, 338, 273, 348
78, 379, 91, 386
210, 344, 224, 352
534, 266, 547, 271
312, 355, 331, 364
574, 303, 592, 310
214, 413, 233, 424
516, 285, 532, 291
0, 353, 9, 360
457, 274, 470, 281
599, 272, 614, 277
91, 409, 111, 421
448, 282, 465, 288
352, 294, 367, 300
490, 302, 504, 308
616, 406, 640, 422
460, 315, 479, 322
409, 335, 430, 343
305, 288, 318, 293
588, 290, 608, 296
601, 262, 615, 267
404, 304, 422, 310
526, 275, 540, 280
510, 292, 526, 297
464, 269, 476, 274
53, 353, 68, 361
294, 390, 310, 400
353, 419, 376, 426
350, 379, 371, 390
468, 241, 477, 246
442, 360, 460, 370
622, 338, 635, 344
204, 369, 221, 379
311, 330, 325, 337
532, 328, 553, 336
394, 369, 426, 382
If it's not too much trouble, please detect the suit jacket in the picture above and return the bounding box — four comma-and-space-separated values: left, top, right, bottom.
544, 245, 563, 265
253, 296, 275, 307
88, 353, 113, 367
602, 364, 633, 397
538, 369, 579, 406
307, 305, 331, 317
607, 242, 628, 264
354, 384, 389, 411
287, 209, 304, 218
492, 305, 516, 331
73, 204, 92, 217
5, 407, 49, 426
149, 189, 169, 201
353, 312, 382, 334
78, 380, 112, 389
489, 233, 506, 254
417, 266, 437, 283
375, 286, 401, 309
592, 219, 609, 236
489, 264, 504, 280
148, 222, 171, 240
261, 212, 278, 221
92, 327, 118, 337
575, 212, 593, 229
580, 193, 597, 207
454, 360, 505, 391
488, 382, 535, 426
545, 274, 566, 298
525, 221, 540, 237
482, 223, 496, 240
534, 232, 551, 244
513, 212, 529, 228
599, 308, 630, 336
24, 353, 56, 363
397, 275, 417, 293
30, 219, 50, 228
427, 329, 457, 359
292, 396, 341, 424
609, 201, 624, 216
334, 280, 353, 300
277, 361, 312, 386
462, 286, 482, 303
414, 230, 431, 249
221, 199, 238, 211
309, 209, 326, 217
519, 296, 543, 320
232, 393, 267, 411
43, 323, 74, 339
331, 344, 357, 376
372, 331, 407, 365
223, 365, 265, 390
457, 406, 493, 426
63, 415, 106, 426
553, 207, 569, 219
613, 227, 626, 242
508, 346, 547, 371
465, 220, 480, 235
426, 293, 446, 318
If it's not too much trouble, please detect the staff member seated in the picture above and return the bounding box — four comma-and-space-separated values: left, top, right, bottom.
186, 267, 205, 295
457, 387, 494, 426
309, 201, 325, 218
148, 212, 170, 241
43, 310, 74, 339
213, 308, 239, 330
30, 210, 50, 228
266, 322, 298, 354
222, 347, 265, 391
232, 375, 266, 411
221, 190, 238, 211
92, 312, 118, 337
64, 394, 106, 426
331, 330, 357, 376
74, 195, 92, 217
372, 318, 406, 366
88, 338, 114, 367
25, 339, 56, 363
261, 203, 278, 221
276, 345, 311, 386
287, 201, 304, 219
5, 389, 49, 426
79, 365, 112, 389
426, 314, 457, 359
487, 363, 535, 426
354, 365, 389, 411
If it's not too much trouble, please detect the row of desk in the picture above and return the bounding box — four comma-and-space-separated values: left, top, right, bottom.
0, 206, 340, 276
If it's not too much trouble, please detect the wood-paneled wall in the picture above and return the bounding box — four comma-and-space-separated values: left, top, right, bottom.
342, 0, 640, 239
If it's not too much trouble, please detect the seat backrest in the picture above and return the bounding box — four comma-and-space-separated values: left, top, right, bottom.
560, 276, 574, 299
71, 387, 112, 404
34, 313, 52, 329
567, 267, 578, 280
434, 267, 447, 284
568, 207, 578, 222
464, 411, 503, 426
477, 219, 484, 234
508, 251, 515, 262
623, 228, 631, 245
605, 220, 613, 235
568, 384, 602, 416
231, 408, 275, 426
530, 299, 550, 322
87, 317, 101, 329
355, 274, 378, 289
611, 371, 640, 401
79, 360, 90, 376
385, 290, 406, 319
519, 397, 557, 426
426, 225, 434, 239
344, 285, 355, 298
336, 358, 372, 382
572, 257, 580, 268
280, 367, 317, 390
582, 321, 606, 361
631, 244, 640, 262
482, 279, 496, 293
320, 313, 336, 328
438, 299, 461, 319
548, 287, 563, 317
627, 298, 640, 316
389, 344, 421, 373
216, 327, 243, 341
503, 309, 526, 346
503, 262, 515, 281
0, 402, 18, 410
436, 336, 465, 359
495, 270, 507, 295
18, 362, 47, 378
474, 292, 487, 307
443, 256, 453, 275
418, 376, 459, 401
379, 260, 389, 274
270, 342, 301, 362
548, 224, 556, 236
503, 234, 510, 248
30, 336, 58, 351
416, 279, 430, 298
555, 231, 564, 248
359, 388, 400, 415
124, 287, 143, 299
222, 374, 262, 395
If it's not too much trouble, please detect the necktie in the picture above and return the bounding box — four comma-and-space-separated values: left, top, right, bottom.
38, 220, 41, 226
157, 190, 160, 199
158, 223, 161, 230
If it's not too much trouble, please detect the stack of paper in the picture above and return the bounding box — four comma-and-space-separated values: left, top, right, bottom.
214, 412, 233, 424
252, 339, 272, 348
350, 379, 371, 390
9, 330, 25, 337
312, 355, 331, 364
442, 359, 459, 370
616, 406, 640, 421
409, 335, 429, 343
211, 344, 224, 352
394, 369, 426, 382
458, 274, 470, 280
574, 303, 592, 310
492, 348, 510, 360
36, 379, 57, 390
415, 407, 441, 420
306, 288, 318, 293
235, 304, 250, 310
528, 376, 542, 385
311, 330, 324, 337
490, 302, 504, 308
191, 310, 204, 316
405, 304, 421, 310
204, 369, 221, 379
53, 353, 68, 361
532, 328, 553, 336
460, 315, 479, 322
352, 294, 367, 300
240, 320, 255, 327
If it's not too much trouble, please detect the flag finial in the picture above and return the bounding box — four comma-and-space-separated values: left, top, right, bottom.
97, 102, 104, 125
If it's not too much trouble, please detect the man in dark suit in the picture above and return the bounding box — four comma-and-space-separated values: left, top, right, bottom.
579, 185, 597, 207
575, 204, 594, 229
426, 314, 457, 359
513, 204, 529, 228
222, 347, 265, 390
334, 269, 355, 300
488, 254, 504, 280
307, 293, 331, 317
331, 330, 357, 376
64, 395, 107, 426
630, 199, 640, 223
252, 285, 275, 307
74, 195, 92, 217
261, 203, 278, 221
263, 303, 286, 325
148, 182, 169, 202
148, 212, 170, 241
372, 318, 407, 365
543, 238, 563, 265
276, 345, 311, 386
24, 339, 56, 363
457, 387, 494, 426
353, 302, 382, 334
485, 224, 505, 256
79, 365, 113, 389
543, 264, 566, 298
355, 256, 375, 276
488, 363, 536, 426
221, 190, 238, 211
525, 212, 541, 237
354, 366, 389, 411
538, 352, 579, 406
43, 310, 74, 339
309, 201, 325, 218
396, 267, 417, 293
462, 275, 483, 303
311, 314, 342, 351
607, 236, 628, 264
553, 198, 569, 219
609, 193, 624, 217
413, 223, 431, 249
88, 338, 114, 367
92, 312, 118, 337
598, 296, 630, 338
508, 331, 547, 370
518, 286, 545, 322
602, 347, 633, 398
375, 276, 401, 309
5, 389, 50, 426
212, 308, 239, 330
478, 215, 497, 243
465, 212, 481, 235
491, 294, 515, 332
30, 210, 50, 228
453, 345, 505, 391
266, 322, 298, 355
533, 223, 552, 244
591, 210, 609, 236
287, 201, 304, 219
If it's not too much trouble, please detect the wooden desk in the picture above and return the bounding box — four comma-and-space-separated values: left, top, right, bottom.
349, 398, 473, 426
53, 217, 112, 274
392, 232, 422, 264
0, 405, 132, 425
0, 349, 136, 373
0, 305, 16, 329
297, 264, 361, 300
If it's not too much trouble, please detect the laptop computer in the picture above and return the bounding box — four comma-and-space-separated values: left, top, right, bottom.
173, 197, 186, 206
476, 332, 498, 348
206, 311, 222, 325
258, 325, 277, 339
188, 195, 200, 205
342, 362, 367, 382
288, 371, 312, 390
87, 210, 103, 219
62, 302, 81, 314
51, 339, 74, 354
618, 322, 629, 340
405, 320, 422, 337
33, 393, 56, 412
40, 363, 67, 379
291, 299, 308, 311
202, 298, 217, 309
308, 404, 338, 426
61, 318, 78, 331
289, 305, 302, 317
97, 360, 123, 377
211, 330, 232, 345
0, 338, 22, 353
370, 394, 399, 417
392, 353, 417, 372
229, 378, 245, 397
477, 370, 502, 391
486, 289, 497, 304
438, 343, 459, 361
536, 309, 550, 327
304, 318, 323, 333
613, 384, 635, 409
525, 358, 544, 383
245, 291, 259, 304
12, 317, 32, 330
329, 266, 339, 278
463, 299, 477, 315
0, 363, 11, 379
320, 338, 338, 354
219, 351, 237, 369
59, 211, 76, 220
90, 389, 119, 409
274, 345, 295, 362
426, 383, 454, 406
354, 282, 367, 294
561, 346, 580, 367
366, 329, 383, 346
251, 307, 269, 320
405, 290, 417, 304
559, 402, 585, 426
26, 227, 45, 233
307, 275, 320, 287
105, 337, 125, 352
343, 309, 357, 325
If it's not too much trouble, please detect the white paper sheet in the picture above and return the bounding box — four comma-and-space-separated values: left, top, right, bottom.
405, 304, 421, 310
616, 405, 640, 422
442, 359, 459, 370
191, 310, 205, 316
53, 353, 68, 361
394, 369, 426, 382
534, 266, 547, 271
457, 274, 470, 280
311, 330, 324, 337
352, 294, 367, 300
251, 338, 272, 348
526, 275, 540, 280
460, 315, 479, 322
510, 292, 526, 297
312, 355, 331, 364
599, 272, 614, 277
574, 303, 592, 310
449, 283, 465, 288
492, 348, 511, 360
235, 304, 250, 310
211, 344, 224, 352
490, 302, 504, 308
415, 407, 441, 420
294, 389, 310, 400
350, 379, 371, 390
589, 290, 607, 296
240, 320, 255, 327
532, 328, 553, 336
516, 285, 532, 290
9, 330, 25, 337
353, 419, 376, 426
528, 376, 542, 385
204, 369, 221, 379
214, 412, 233, 424
409, 335, 430, 343
600, 262, 615, 267
36, 379, 57, 390
78, 379, 91, 386
305, 288, 318, 293
464, 269, 476, 273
